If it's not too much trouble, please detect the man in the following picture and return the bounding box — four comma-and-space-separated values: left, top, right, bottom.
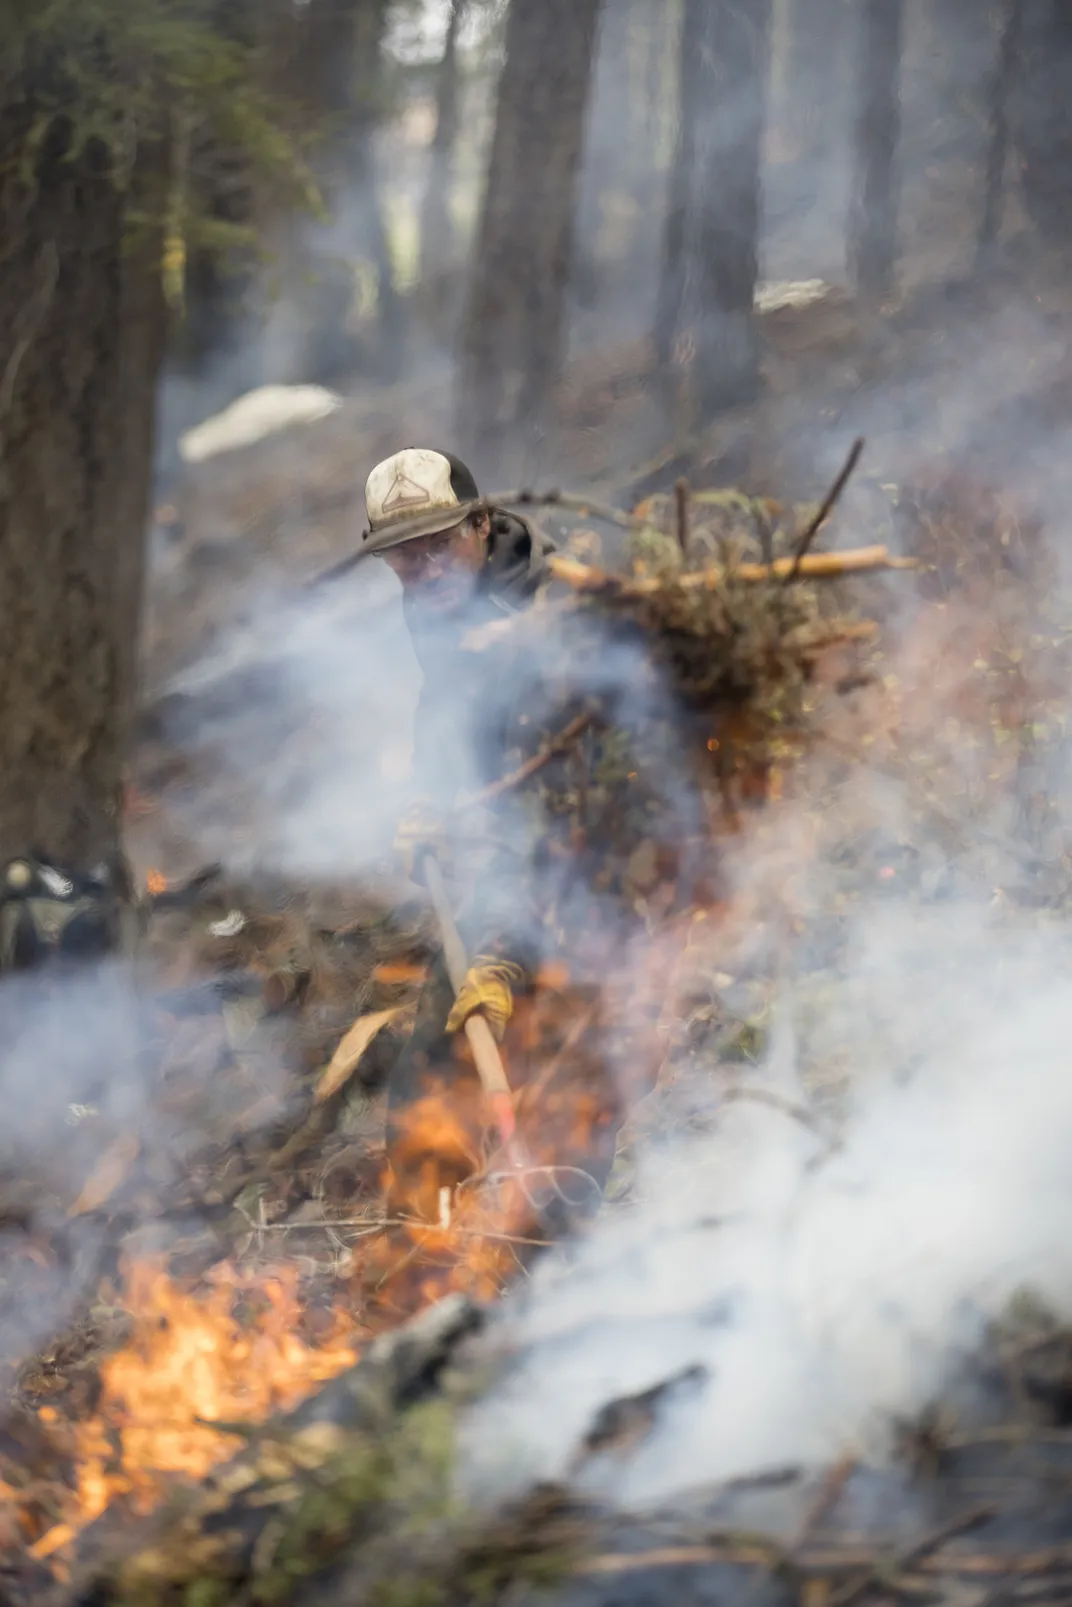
360, 448, 697, 1227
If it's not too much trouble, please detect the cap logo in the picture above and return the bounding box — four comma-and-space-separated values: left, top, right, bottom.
382, 469, 433, 515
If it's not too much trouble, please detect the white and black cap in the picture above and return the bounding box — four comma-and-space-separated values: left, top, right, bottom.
362, 448, 484, 554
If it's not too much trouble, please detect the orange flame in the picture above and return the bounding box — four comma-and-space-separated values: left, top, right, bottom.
30, 1258, 358, 1559
20, 975, 676, 1564
145, 869, 169, 896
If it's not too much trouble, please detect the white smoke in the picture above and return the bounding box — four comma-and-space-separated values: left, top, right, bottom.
458, 873, 1072, 1511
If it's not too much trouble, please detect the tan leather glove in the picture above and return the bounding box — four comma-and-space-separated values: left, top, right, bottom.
393, 799, 448, 883
445, 957, 526, 1043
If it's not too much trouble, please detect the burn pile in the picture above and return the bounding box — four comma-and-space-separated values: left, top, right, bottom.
10, 460, 1072, 1607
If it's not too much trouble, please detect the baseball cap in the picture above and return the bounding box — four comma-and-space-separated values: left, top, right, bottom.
362, 448, 484, 555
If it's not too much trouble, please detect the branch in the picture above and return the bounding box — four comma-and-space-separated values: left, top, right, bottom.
460, 714, 593, 806
547, 545, 916, 597
785, 437, 866, 584
488, 487, 638, 529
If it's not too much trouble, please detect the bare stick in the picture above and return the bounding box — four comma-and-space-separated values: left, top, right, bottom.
489, 486, 638, 529
547, 545, 914, 598
785, 437, 866, 584
461, 713, 593, 807
674, 477, 691, 554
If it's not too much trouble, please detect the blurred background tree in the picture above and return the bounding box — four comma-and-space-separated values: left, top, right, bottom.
7, 0, 1072, 871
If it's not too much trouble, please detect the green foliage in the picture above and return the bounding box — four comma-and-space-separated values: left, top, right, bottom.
3, 0, 321, 251
251, 1399, 458, 1604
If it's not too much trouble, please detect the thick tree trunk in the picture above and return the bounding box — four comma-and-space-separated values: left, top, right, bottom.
693, 0, 770, 417
418, 0, 467, 311
457, 0, 603, 467
0, 109, 167, 871
656, 0, 771, 419
847, 0, 905, 302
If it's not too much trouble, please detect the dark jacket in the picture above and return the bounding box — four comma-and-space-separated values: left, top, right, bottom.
402, 510, 702, 981
402, 510, 556, 811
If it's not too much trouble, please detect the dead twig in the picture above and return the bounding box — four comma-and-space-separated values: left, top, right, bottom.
830, 1506, 997, 1607
674, 477, 691, 554
460, 713, 594, 807
576, 1509, 999, 1591
792, 1457, 858, 1551
490, 486, 638, 529
785, 437, 866, 584
575, 1540, 786, 1577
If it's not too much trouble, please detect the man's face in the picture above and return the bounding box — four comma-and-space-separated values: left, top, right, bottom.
380, 515, 489, 613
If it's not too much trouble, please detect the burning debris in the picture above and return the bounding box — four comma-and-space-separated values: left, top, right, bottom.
8, 454, 1072, 1607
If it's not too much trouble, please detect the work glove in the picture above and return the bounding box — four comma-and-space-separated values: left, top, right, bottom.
393, 799, 448, 883
445, 956, 526, 1043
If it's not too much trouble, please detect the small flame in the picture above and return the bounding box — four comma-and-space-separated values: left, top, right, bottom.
145, 869, 169, 896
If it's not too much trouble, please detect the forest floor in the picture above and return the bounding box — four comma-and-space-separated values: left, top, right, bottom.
4, 244, 1072, 1601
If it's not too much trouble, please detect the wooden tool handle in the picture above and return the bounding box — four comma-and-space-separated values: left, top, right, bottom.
422, 852, 520, 1147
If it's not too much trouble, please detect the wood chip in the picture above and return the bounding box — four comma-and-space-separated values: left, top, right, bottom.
315, 1007, 405, 1105
67, 1133, 141, 1218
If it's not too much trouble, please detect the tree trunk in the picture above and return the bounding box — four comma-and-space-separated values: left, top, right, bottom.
847, 0, 905, 302
655, 0, 702, 370
656, 0, 771, 419
257, 0, 401, 385
171, 0, 267, 392
776, 0, 848, 236
977, 0, 1023, 262
457, 0, 603, 469
0, 107, 167, 871
571, 0, 635, 317
349, 0, 406, 376
418, 0, 467, 316
1011, 0, 1072, 250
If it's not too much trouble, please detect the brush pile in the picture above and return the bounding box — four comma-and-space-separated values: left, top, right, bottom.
463, 453, 910, 816
11, 458, 1072, 1607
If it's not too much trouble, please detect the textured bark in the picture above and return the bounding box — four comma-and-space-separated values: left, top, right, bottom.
418, 0, 467, 302
458, 0, 603, 464
656, 0, 771, 418
847, 0, 905, 301
0, 108, 167, 870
